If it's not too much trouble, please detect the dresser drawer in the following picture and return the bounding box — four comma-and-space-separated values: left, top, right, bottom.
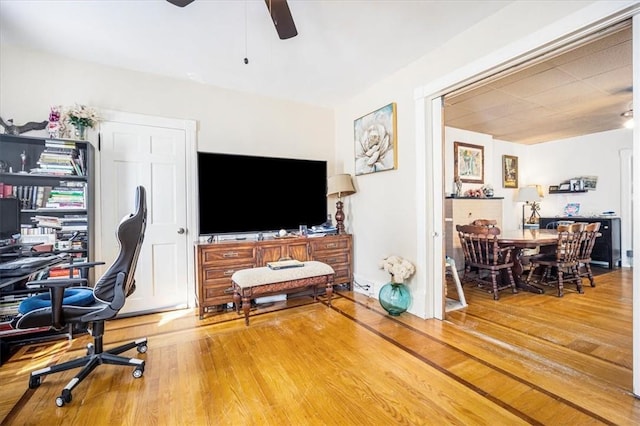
312, 251, 349, 265
309, 237, 350, 252
200, 245, 256, 265
202, 262, 255, 282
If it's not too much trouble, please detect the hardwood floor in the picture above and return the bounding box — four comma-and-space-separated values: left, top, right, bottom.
1, 267, 638, 425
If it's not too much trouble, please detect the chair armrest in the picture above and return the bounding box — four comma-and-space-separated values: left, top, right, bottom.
23, 278, 88, 330
26, 278, 88, 288
498, 245, 515, 263
57, 261, 106, 270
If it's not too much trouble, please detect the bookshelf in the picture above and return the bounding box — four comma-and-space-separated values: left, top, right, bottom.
0, 133, 94, 274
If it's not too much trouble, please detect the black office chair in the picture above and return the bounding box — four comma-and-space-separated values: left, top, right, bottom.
10, 186, 148, 407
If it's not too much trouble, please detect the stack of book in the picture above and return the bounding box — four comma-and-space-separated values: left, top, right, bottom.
31, 140, 85, 176
45, 181, 86, 209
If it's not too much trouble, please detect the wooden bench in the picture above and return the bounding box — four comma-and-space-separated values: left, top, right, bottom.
231, 261, 335, 326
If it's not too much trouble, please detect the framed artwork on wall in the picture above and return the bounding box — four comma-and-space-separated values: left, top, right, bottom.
354, 102, 397, 176
454, 141, 484, 184
502, 155, 518, 188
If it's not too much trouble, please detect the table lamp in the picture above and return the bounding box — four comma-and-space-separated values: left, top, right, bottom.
327, 174, 356, 234
516, 186, 542, 229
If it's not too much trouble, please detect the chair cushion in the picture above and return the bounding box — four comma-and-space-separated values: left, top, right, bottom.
18, 288, 95, 314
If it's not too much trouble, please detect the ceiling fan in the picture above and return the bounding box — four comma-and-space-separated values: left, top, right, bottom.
167, 0, 298, 40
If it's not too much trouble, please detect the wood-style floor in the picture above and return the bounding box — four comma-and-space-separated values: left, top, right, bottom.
1, 267, 638, 425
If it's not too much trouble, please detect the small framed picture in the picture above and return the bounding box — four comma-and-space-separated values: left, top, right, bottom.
454, 141, 484, 184
502, 155, 518, 188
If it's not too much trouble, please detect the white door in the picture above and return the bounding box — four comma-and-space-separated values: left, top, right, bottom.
98, 119, 190, 314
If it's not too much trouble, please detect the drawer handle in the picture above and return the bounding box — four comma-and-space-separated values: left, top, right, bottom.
223, 270, 235, 276
325, 243, 337, 248
223, 287, 235, 294
327, 258, 337, 263
223, 252, 239, 258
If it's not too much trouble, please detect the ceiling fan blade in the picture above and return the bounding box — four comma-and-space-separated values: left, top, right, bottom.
264, 0, 298, 40
167, 0, 195, 7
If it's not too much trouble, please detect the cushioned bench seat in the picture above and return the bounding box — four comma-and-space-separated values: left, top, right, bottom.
231, 261, 335, 325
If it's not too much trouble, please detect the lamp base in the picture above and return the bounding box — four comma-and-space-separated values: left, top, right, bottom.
334, 200, 345, 234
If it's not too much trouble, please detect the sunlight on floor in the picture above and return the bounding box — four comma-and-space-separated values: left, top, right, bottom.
157, 308, 191, 326
16, 340, 70, 375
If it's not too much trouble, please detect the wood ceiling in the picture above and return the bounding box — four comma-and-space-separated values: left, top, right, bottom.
444, 23, 633, 145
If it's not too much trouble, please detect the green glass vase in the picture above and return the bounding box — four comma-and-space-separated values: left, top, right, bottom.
378, 282, 411, 316
74, 124, 87, 140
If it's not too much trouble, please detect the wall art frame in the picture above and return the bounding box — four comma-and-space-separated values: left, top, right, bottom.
354, 102, 397, 176
502, 155, 518, 188
454, 141, 484, 184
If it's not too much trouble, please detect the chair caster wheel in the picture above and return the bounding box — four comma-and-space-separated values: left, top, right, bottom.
133, 367, 144, 378
86, 343, 95, 356
137, 344, 148, 354
29, 376, 41, 389
56, 389, 72, 407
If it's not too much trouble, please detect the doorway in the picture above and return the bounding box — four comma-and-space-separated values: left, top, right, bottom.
417, 8, 639, 395
96, 110, 197, 315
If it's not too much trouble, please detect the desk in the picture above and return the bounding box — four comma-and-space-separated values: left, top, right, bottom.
498, 229, 559, 294
231, 261, 335, 326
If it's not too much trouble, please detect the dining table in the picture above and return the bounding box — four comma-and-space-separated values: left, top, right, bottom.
497, 229, 560, 294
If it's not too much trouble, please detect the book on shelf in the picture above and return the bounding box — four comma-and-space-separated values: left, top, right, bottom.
47, 267, 80, 279
0, 183, 11, 198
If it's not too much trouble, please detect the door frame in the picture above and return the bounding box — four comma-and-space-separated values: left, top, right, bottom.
96, 109, 198, 307
415, 3, 639, 393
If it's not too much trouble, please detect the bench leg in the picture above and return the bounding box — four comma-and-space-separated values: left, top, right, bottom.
242, 295, 251, 326
233, 291, 241, 314
326, 283, 333, 306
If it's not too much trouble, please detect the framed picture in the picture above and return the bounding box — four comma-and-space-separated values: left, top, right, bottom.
502, 155, 518, 188
454, 141, 484, 184
354, 103, 397, 176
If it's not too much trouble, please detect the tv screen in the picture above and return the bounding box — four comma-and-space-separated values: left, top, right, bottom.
197, 152, 328, 235
0, 197, 20, 240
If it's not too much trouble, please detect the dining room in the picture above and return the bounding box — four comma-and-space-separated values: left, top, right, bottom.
442, 22, 633, 268
440, 21, 634, 400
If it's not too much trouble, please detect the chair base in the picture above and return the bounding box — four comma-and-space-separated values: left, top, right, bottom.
28, 330, 148, 407
527, 265, 583, 297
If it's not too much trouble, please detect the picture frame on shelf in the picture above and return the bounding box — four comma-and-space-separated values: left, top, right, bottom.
354, 102, 397, 176
454, 141, 484, 184
502, 155, 518, 188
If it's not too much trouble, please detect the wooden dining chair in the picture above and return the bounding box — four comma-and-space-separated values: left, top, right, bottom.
526, 229, 583, 297
456, 224, 517, 300
575, 222, 601, 287
470, 219, 497, 228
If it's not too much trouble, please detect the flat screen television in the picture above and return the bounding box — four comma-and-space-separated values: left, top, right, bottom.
0, 197, 20, 240
197, 152, 328, 235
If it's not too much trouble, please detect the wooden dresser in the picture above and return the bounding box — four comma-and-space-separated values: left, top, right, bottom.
194, 234, 353, 319
445, 197, 504, 270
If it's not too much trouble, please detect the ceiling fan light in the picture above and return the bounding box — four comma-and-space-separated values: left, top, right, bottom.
621, 109, 633, 118
623, 118, 634, 129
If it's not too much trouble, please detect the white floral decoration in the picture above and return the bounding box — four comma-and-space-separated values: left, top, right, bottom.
64, 104, 99, 129
379, 255, 416, 282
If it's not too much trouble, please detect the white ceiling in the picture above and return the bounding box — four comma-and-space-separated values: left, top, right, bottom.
0, 0, 512, 108
444, 22, 633, 144
0, 1, 632, 144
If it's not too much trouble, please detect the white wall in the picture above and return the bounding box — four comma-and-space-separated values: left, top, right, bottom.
444, 127, 633, 233
528, 128, 631, 218
0, 44, 334, 167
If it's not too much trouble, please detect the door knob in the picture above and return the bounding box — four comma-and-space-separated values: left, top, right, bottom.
177, 228, 185, 234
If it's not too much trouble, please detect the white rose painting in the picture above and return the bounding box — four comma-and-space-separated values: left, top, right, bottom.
354, 103, 397, 176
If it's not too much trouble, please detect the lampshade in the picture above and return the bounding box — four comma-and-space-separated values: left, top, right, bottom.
516, 186, 542, 203
327, 174, 356, 198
